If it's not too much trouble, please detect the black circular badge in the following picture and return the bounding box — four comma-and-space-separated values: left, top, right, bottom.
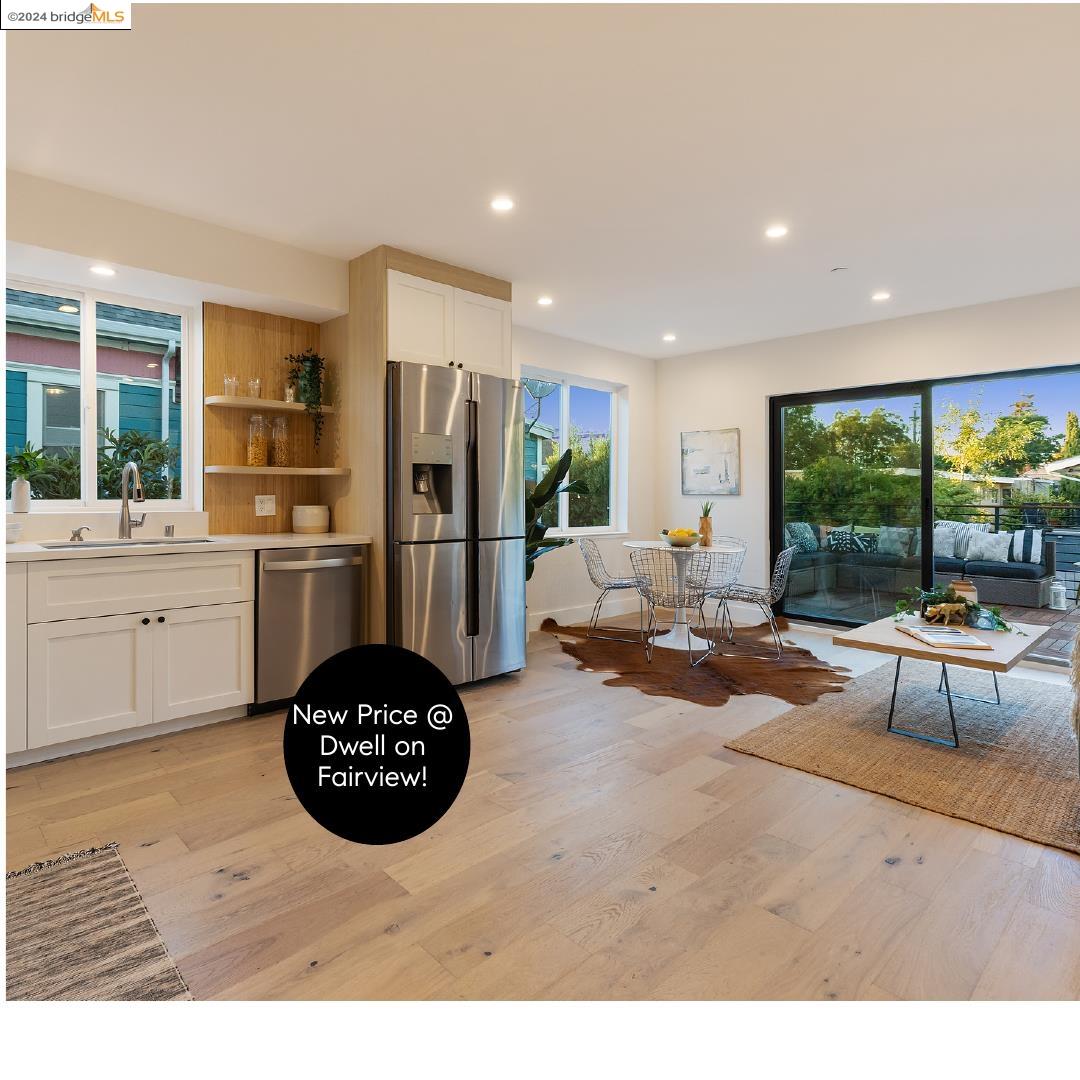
283, 645, 470, 845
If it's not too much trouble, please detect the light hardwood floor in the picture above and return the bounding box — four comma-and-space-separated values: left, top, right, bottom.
7, 624, 1079, 1000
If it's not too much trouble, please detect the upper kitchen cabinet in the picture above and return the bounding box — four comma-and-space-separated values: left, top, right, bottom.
387, 268, 513, 378
387, 270, 455, 366
453, 287, 513, 379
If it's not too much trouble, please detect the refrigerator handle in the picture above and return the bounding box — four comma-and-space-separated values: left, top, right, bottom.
466, 397, 479, 637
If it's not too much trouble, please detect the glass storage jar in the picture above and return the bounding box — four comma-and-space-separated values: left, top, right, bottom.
247, 414, 269, 467
270, 416, 290, 467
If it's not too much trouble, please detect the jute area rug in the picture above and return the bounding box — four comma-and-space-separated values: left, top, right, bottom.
727, 661, 1080, 854
6, 843, 191, 1000
540, 617, 849, 707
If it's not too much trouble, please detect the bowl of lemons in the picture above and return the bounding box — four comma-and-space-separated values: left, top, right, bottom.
661, 528, 699, 548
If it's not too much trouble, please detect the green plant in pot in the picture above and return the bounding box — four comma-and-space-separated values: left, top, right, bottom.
285, 348, 327, 447
525, 447, 588, 581
6, 443, 49, 510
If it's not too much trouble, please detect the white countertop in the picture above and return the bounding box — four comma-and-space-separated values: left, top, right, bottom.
5, 532, 373, 563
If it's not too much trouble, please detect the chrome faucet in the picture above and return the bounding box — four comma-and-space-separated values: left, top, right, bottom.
119, 461, 146, 539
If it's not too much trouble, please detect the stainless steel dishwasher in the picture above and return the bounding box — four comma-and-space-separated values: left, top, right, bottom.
254, 545, 366, 710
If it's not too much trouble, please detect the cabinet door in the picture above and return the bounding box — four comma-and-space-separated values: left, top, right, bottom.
7, 564, 28, 753
453, 288, 512, 378
152, 602, 254, 722
387, 270, 455, 366
28, 613, 153, 749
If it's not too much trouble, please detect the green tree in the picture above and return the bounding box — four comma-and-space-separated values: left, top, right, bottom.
1060, 410, 1080, 458
826, 407, 915, 468
782, 404, 828, 470
982, 395, 1060, 476
545, 427, 611, 528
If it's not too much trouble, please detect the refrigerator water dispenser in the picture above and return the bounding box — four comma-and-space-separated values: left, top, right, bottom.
411, 432, 454, 514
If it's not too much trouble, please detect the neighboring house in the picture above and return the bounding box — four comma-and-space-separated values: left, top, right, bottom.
5, 290, 181, 456
524, 419, 555, 487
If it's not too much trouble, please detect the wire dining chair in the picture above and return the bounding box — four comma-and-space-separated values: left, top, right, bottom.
713, 546, 797, 659
691, 536, 747, 655
630, 547, 714, 666
577, 537, 646, 643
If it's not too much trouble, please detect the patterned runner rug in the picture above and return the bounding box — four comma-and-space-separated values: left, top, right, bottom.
6, 843, 191, 1000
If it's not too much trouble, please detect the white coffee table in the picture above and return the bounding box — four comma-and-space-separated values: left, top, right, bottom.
833, 614, 1049, 747
623, 539, 743, 653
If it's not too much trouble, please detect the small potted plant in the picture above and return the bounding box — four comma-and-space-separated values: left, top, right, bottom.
6, 443, 47, 513
699, 501, 713, 547
285, 348, 327, 447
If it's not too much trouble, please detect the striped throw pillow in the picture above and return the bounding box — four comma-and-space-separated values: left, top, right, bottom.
936, 520, 992, 559
1008, 527, 1043, 565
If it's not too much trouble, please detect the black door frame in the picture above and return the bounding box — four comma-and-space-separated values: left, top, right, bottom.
769, 363, 1080, 628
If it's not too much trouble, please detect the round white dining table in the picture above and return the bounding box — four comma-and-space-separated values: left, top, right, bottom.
623, 539, 744, 652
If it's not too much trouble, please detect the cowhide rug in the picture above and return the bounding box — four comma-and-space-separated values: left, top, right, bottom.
539, 617, 849, 708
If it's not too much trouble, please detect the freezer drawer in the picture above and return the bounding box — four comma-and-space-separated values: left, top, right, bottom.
473, 538, 526, 681
256, 546, 366, 705
392, 540, 471, 685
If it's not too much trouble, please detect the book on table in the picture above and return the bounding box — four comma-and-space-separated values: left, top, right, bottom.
895, 623, 993, 650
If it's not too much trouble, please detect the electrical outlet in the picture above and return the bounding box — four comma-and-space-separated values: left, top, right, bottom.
254, 495, 276, 517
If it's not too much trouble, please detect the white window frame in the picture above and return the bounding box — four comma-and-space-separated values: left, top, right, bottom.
522, 366, 625, 537
6, 277, 200, 511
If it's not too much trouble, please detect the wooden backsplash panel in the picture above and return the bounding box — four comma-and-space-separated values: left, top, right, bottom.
203, 303, 323, 534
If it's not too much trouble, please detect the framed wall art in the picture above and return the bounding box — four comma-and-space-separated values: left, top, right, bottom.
681, 428, 741, 496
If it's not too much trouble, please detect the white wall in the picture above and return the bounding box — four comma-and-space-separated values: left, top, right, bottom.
655, 286, 1080, 586
7, 172, 348, 320
516, 326, 656, 629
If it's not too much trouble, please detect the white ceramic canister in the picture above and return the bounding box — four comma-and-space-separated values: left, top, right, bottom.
292, 505, 330, 534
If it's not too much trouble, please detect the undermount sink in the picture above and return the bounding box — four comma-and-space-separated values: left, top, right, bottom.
38, 537, 214, 549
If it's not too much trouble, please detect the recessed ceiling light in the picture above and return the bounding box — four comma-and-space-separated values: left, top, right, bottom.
89, 265, 116, 276
537, 295, 553, 307
871, 290, 892, 302
490, 195, 514, 213
765, 224, 789, 239
57, 304, 79, 314
146, 362, 160, 369
662, 333, 677, 343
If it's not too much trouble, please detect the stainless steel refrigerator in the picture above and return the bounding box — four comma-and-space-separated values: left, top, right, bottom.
387, 360, 526, 684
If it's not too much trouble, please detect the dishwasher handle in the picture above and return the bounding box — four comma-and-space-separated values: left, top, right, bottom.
262, 556, 365, 572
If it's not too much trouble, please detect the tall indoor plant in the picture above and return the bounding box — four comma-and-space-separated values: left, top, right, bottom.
525, 447, 587, 580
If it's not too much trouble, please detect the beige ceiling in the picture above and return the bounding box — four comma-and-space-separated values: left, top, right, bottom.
7, 4, 1080, 356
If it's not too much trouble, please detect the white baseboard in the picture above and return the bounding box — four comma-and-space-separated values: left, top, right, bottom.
527, 593, 642, 632
7, 705, 249, 768
527, 596, 774, 633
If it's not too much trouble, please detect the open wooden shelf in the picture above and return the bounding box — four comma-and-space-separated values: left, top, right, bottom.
205, 395, 336, 414
204, 465, 349, 477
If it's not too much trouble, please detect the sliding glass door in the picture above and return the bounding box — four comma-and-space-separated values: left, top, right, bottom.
772, 385, 929, 624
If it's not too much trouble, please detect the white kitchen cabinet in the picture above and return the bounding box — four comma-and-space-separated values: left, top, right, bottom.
7, 564, 28, 753
453, 287, 513, 378
387, 270, 455, 366
152, 602, 253, 722
387, 270, 513, 378
28, 550, 253, 623
28, 611, 154, 749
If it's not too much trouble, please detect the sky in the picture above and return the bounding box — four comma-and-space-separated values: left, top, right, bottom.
810, 369, 1078, 440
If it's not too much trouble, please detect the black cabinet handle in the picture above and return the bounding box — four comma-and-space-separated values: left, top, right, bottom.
141, 617, 150, 625
157, 616, 165, 623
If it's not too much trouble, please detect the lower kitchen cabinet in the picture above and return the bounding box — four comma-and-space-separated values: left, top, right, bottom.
28, 611, 155, 748
7, 563, 28, 753
153, 602, 253, 722
26, 601, 254, 750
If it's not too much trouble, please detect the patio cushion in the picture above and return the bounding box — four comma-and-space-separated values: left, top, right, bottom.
840, 552, 902, 568
931, 556, 966, 574
964, 560, 1048, 581
791, 550, 837, 568
1008, 527, 1043, 564
784, 522, 818, 553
